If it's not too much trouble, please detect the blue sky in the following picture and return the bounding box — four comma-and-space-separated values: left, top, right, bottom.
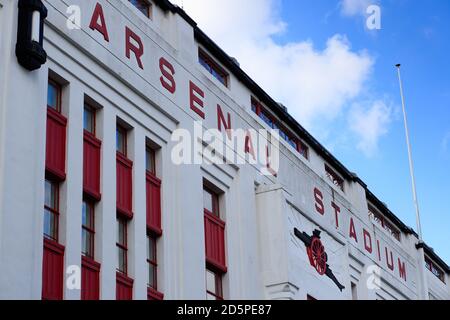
177, 0, 450, 263
279, 0, 450, 263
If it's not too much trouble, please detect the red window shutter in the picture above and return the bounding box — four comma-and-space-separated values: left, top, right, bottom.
146, 173, 162, 234
83, 132, 102, 200
81, 256, 101, 300
116, 272, 133, 300
42, 238, 65, 300
116, 153, 133, 218
147, 287, 164, 300
204, 213, 227, 273
46, 108, 67, 180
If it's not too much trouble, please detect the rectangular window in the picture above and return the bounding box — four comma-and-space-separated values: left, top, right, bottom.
259, 110, 274, 129
251, 98, 261, 115
83, 104, 96, 135
368, 204, 401, 241
297, 140, 309, 160
129, 0, 152, 18
116, 217, 128, 275
147, 234, 158, 290
383, 220, 401, 241
203, 187, 219, 218
251, 98, 309, 160
146, 147, 156, 175
325, 165, 344, 192
44, 179, 59, 241
82, 200, 95, 259
206, 268, 223, 300
199, 49, 229, 87
425, 257, 446, 283
116, 125, 127, 156
47, 80, 61, 112
203, 183, 227, 296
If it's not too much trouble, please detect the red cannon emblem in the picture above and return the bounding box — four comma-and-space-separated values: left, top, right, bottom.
294, 228, 345, 291
306, 235, 328, 275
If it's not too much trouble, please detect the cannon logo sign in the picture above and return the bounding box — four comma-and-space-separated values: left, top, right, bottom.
294, 228, 345, 291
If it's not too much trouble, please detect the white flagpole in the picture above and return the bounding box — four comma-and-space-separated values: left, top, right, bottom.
396, 64, 423, 240
395, 64, 428, 299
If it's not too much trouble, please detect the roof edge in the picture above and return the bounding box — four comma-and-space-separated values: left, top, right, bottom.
417, 242, 450, 274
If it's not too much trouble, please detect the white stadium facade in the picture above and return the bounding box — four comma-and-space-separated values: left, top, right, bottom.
0, 0, 449, 300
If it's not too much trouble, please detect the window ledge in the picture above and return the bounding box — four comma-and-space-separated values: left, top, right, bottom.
116, 272, 134, 287
82, 256, 101, 271
147, 287, 164, 300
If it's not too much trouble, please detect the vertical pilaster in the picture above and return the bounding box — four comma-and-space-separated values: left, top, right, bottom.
225, 167, 264, 299
160, 140, 178, 299
60, 81, 84, 300
97, 107, 117, 299
178, 162, 204, 299
0, 1, 47, 299
129, 126, 147, 299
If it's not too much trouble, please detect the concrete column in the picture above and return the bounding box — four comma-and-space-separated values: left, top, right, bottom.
255, 184, 291, 299
160, 139, 178, 299
59, 80, 84, 300
163, 131, 204, 299
97, 106, 117, 300
0, 1, 47, 299
225, 167, 264, 299
129, 126, 147, 300
417, 246, 430, 299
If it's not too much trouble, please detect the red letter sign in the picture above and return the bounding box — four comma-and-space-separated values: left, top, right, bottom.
245, 130, 256, 160
314, 188, 324, 215
89, 3, 109, 42
385, 247, 394, 271
217, 104, 232, 139
159, 57, 176, 94
398, 259, 407, 281
363, 229, 372, 253
331, 202, 340, 228
189, 81, 205, 119
125, 27, 144, 69
349, 217, 358, 242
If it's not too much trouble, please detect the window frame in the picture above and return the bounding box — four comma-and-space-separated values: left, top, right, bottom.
116, 216, 128, 275
206, 267, 223, 300
47, 79, 62, 113
203, 186, 220, 218
251, 97, 309, 160
325, 164, 345, 192
368, 204, 401, 242
44, 179, 60, 242
116, 124, 128, 157
296, 140, 309, 159
82, 199, 96, 259
83, 104, 96, 136
129, 0, 152, 18
425, 257, 446, 283
147, 233, 158, 290
198, 49, 229, 88
145, 147, 156, 176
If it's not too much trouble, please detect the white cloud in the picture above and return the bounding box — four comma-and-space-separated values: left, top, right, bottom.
174, 0, 390, 156
348, 101, 393, 156
340, 0, 374, 17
